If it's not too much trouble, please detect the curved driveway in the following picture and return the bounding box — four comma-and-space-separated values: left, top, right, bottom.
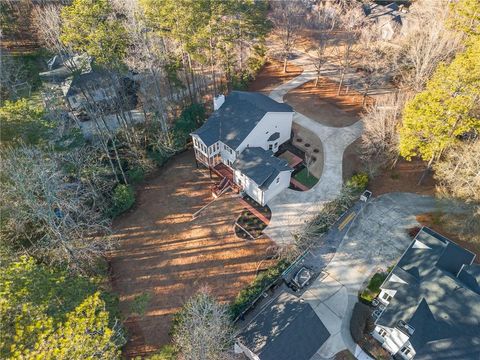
265, 53, 363, 245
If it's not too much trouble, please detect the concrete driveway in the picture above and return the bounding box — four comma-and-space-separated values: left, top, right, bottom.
306, 192, 465, 358
265, 53, 363, 245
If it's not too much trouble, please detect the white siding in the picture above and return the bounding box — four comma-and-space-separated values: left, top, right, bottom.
263, 170, 292, 204
220, 142, 237, 167
237, 112, 293, 154
378, 289, 397, 305
382, 328, 410, 354
234, 169, 263, 204
234, 169, 292, 206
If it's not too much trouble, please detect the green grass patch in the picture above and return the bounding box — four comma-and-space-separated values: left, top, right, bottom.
359, 271, 388, 303
294, 168, 318, 188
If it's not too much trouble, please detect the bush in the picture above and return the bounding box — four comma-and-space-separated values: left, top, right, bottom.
127, 167, 145, 184
350, 302, 373, 343
0, 99, 50, 146
110, 184, 135, 217
359, 271, 387, 303
229, 259, 291, 319
346, 172, 369, 193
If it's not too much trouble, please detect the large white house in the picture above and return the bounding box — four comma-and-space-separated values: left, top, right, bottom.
372, 227, 480, 360
191, 91, 294, 205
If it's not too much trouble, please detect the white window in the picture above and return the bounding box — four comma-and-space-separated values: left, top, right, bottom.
274, 142, 278, 148
269, 144, 273, 150
401, 347, 411, 356
378, 328, 388, 337
382, 292, 392, 302
276, 177, 280, 184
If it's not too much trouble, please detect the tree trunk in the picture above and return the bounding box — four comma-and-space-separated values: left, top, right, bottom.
111, 137, 128, 185
283, 57, 288, 73
337, 70, 345, 96
418, 155, 435, 185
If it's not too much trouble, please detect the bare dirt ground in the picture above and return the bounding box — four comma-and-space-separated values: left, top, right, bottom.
284, 78, 367, 127
368, 159, 436, 196
342, 138, 364, 182
109, 151, 275, 357
248, 60, 303, 94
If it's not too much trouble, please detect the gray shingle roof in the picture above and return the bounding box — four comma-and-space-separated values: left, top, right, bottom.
65, 70, 113, 97
237, 292, 330, 360
376, 228, 480, 360
233, 147, 292, 189
192, 91, 292, 149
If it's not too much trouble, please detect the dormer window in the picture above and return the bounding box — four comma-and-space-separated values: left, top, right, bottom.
382, 292, 392, 302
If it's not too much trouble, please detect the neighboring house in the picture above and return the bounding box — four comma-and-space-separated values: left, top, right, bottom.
63, 70, 137, 114
364, 2, 407, 41
39, 53, 92, 84
191, 91, 294, 205
372, 227, 480, 360
235, 292, 330, 360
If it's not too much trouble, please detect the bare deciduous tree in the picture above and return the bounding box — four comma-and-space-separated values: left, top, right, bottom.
0, 146, 114, 273
173, 287, 234, 360
270, 0, 306, 73
358, 25, 391, 105
332, 2, 366, 95
434, 140, 480, 203
307, 32, 332, 87
393, 0, 463, 91
360, 92, 409, 174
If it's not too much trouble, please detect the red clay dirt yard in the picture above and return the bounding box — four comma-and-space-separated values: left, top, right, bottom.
109, 151, 275, 357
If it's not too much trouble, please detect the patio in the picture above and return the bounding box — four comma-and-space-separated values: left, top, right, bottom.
278, 150, 303, 168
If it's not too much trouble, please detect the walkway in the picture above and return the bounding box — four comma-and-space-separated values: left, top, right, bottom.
265, 51, 363, 245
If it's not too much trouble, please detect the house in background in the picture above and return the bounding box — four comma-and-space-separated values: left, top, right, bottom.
63, 70, 137, 115
372, 227, 480, 360
191, 91, 294, 205
363, 2, 408, 41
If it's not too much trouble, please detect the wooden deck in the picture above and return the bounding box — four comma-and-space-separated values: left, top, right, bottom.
213, 163, 234, 182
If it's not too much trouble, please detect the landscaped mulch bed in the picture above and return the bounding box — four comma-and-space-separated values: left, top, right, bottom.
242, 195, 272, 221
235, 208, 268, 240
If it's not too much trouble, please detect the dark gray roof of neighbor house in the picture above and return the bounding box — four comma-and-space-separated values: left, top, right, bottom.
233, 147, 292, 189
376, 227, 480, 360
191, 91, 292, 149
65, 70, 115, 97
237, 292, 330, 360
458, 264, 480, 296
